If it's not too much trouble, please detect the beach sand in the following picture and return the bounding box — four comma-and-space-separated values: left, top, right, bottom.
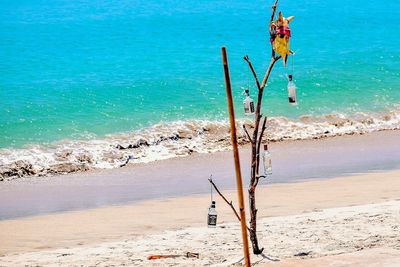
1, 170, 399, 266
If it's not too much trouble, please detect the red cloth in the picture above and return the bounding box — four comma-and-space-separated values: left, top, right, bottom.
270, 25, 291, 43
276, 26, 291, 37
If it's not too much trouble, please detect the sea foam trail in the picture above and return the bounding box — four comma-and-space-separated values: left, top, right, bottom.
1, 109, 399, 180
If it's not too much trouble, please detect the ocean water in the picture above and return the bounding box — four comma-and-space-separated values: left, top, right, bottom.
1, 0, 399, 178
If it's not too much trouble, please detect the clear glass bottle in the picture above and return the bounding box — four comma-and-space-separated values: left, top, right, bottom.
262, 144, 272, 176
287, 75, 297, 105
207, 201, 217, 228
243, 89, 255, 115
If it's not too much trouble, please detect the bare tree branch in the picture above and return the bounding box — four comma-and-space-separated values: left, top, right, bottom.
243, 125, 254, 144
269, 0, 279, 60
255, 116, 267, 175
258, 117, 268, 149
243, 55, 261, 91
260, 56, 281, 91
269, 0, 279, 30
254, 175, 266, 188
208, 177, 251, 231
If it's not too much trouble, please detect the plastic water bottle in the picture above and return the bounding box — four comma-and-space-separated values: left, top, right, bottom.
287, 75, 297, 105
207, 201, 217, 227
262, 144, 272, 176
243, 89, 255, 115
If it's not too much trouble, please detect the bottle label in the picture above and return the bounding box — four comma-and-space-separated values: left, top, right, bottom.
208, 214, 217, 226
250, 102, 255, 113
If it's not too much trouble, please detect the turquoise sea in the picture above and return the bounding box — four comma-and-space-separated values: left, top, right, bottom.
0, 0, 399, 177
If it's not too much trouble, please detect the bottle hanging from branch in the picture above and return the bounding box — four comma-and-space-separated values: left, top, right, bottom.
243, 89, 255, 115
207, 201, 217, 227
262, 144, 272, 176
287, 74, 297, 105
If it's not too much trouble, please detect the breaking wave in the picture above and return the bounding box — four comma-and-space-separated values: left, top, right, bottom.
1, 108, 399, 180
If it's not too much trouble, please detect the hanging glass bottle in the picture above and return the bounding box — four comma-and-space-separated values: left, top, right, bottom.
262, 144, 272, 176
287, 74, 297, 105
207, 201, 217, 227
243, 89, 255, 115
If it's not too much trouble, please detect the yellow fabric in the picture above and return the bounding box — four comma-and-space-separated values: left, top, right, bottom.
271, 12, 294, 66
272, 35, 290, 65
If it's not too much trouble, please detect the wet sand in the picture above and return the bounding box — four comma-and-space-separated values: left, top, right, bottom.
0, 130, 399, 220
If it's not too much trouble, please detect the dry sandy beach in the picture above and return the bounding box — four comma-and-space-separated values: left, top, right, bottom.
1, 169, 400, 266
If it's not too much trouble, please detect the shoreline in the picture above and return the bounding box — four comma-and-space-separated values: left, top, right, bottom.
3, 128, 400, 183
1, 108, 399, 181
0, 170, 399, 266
1, 130, 399, 220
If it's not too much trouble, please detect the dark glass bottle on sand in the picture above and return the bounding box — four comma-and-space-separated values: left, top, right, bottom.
207, 201, 217, 228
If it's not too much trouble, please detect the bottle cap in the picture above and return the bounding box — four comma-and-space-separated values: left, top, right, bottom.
211, 201, 216, 208
288, 74, 293, 81
263, 144, 268, 150
245, 89, 249, 95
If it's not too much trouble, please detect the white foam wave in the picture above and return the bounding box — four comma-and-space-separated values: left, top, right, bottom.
1, 108, 399, 180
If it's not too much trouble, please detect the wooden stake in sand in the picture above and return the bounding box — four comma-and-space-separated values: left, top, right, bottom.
221, 46, 251, 267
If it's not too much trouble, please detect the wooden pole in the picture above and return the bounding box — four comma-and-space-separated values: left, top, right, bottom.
221, 46, 251, 267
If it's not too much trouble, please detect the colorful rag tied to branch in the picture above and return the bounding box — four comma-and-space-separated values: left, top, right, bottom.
270, 11, 294, 66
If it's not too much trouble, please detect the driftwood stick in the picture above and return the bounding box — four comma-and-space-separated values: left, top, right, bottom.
208, 177, 251, 231
147, 252, 199, 260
